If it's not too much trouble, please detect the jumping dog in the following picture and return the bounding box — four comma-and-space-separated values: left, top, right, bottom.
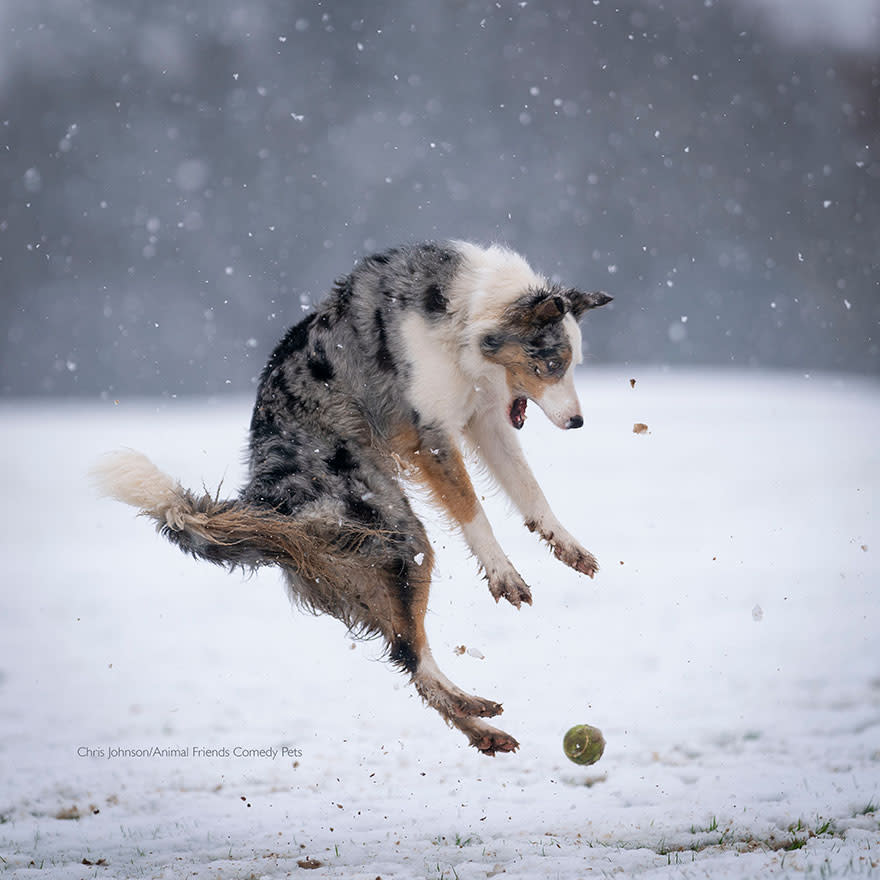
93, 241, 612, 755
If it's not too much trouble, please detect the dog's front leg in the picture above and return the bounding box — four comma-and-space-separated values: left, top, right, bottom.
465, 410, 598, 578
413, 428, 532, 607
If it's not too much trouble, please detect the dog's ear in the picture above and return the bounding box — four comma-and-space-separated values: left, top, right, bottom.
479, 333, 507, 361
505, 291, 566, 330
532, 294, 567, 325
566, 289, 613, 319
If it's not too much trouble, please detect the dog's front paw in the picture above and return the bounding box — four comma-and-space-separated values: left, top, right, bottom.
551, 540, 598, 578
528, 521, 598, 579
487, 567, 533, 608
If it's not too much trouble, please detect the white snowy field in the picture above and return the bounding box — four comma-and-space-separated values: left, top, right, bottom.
1, 368, 878, 879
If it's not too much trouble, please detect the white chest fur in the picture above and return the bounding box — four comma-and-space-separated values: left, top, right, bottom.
398, 312, 481, 433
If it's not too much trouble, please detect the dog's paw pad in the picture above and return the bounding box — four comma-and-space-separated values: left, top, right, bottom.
473, 730, 520, 756
488, 571, 533, 608
552, 541, 599, 578
452, 695, 503, 719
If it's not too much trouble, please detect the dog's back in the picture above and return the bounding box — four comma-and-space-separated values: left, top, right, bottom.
244, 242, 463, 516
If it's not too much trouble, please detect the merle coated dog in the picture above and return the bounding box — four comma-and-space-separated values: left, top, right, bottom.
93, 241, 611, 755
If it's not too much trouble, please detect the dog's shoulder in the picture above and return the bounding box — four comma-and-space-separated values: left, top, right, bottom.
346, 241, 463, 321
251, 240, 549, 437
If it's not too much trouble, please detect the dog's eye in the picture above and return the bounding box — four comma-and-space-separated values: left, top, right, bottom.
532, 363, 542, 376
547, 359, 559, 373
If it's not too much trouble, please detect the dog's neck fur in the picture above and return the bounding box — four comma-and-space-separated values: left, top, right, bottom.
447, 241, 546, 324
398, 241, 582, 435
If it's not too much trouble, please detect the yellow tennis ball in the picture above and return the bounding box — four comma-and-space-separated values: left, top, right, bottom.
563, 724, 605, 765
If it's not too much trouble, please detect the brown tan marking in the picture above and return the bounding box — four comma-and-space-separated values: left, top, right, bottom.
389, 423, 479, 525
483, 340, 572, 402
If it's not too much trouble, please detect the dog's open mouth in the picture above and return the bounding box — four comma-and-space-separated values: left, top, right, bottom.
509, 397, 527, 430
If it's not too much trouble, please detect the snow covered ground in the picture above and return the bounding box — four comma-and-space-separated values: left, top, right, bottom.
1, 368, 878, 879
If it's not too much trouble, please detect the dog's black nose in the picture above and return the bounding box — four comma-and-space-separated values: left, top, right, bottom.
566, 415, 584, 429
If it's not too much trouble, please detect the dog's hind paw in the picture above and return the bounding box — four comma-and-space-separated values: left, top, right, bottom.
471, 728, 520, 757
451, 693, 503, 719
487, 569, 533, 608
453, 716, 520, 755
414, 672, 504, 720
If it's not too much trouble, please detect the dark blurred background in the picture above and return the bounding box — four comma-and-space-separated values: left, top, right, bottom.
2, 0, 878, 396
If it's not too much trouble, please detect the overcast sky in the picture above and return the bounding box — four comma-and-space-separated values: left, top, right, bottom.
2, 0, 878, 395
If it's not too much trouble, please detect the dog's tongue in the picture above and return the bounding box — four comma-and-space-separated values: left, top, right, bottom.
509, 397, 527, 430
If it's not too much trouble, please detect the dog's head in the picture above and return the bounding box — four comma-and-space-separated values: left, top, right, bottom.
479, 288, 612, 430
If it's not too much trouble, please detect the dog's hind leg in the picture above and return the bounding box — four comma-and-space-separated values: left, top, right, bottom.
343, 514, 519, 754
377, 531, 504, 721
410, 643, 503, 721
409, 641, 520, 755
445, 715, 520, 756
269, 461, 519, 755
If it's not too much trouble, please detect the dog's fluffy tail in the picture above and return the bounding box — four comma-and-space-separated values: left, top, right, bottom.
90, 449, 198, 530
90, 449, 370, 578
